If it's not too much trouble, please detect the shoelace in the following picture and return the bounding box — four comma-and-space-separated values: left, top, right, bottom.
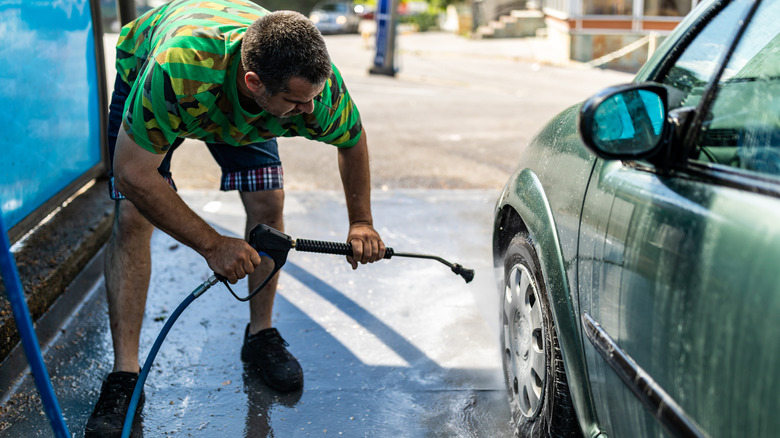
96, 380, 133, 413
259, 333, 291, 363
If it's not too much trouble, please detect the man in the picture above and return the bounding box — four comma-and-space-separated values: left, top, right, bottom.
85, 0, 385, 436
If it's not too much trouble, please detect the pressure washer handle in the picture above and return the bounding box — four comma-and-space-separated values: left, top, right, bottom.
294, 238, 395, 259
218, 225, 294, 302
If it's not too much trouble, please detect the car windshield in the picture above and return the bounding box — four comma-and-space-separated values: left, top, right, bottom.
661, 0, 752, 110
693, 0, 780, 177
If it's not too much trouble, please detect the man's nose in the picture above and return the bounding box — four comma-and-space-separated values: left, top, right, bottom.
298, 100, 315, 114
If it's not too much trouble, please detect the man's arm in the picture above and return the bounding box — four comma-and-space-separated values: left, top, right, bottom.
337, 128, 385, 269
113, 127, 260, 283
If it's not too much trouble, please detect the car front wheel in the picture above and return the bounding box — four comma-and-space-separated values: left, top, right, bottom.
501, 233, 578, 437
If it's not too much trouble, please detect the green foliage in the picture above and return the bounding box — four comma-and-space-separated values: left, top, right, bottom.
398, 11, 440, 31
427, 0, 457, 10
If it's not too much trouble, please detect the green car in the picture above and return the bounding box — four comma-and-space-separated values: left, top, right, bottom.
492, 0, 780, 437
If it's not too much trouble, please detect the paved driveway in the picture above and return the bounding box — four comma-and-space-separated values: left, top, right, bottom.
1, 190, 513, 437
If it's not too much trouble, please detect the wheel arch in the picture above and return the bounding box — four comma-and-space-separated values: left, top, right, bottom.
493, 168, 601, 438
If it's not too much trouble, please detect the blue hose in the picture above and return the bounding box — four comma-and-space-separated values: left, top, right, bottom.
121, 274, 220, 438
0, 216, 70, 438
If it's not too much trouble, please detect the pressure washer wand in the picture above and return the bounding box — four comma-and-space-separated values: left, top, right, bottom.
230, 225, 475, 302
294, 238, 475, 283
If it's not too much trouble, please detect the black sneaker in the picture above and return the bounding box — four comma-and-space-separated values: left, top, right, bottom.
84, 371, 145, 438
241, 326, 303, 392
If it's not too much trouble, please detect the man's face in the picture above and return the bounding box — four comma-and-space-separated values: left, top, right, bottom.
252, 77, 325, 118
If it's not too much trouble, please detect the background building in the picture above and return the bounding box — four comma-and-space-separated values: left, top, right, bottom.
478, 0, 701, 70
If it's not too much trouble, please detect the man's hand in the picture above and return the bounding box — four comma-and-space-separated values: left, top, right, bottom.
114, 127, 261, 283
346, 222, 386, 270
204, 236, 263, 284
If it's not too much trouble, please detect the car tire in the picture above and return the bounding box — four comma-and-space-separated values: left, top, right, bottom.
501, 232, 578, 438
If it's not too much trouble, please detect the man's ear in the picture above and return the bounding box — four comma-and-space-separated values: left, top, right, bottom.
245, 71, 265, 93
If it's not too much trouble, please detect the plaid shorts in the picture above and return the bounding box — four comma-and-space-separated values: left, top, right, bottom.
108, 164, 283, 200
106, 75, 283, 200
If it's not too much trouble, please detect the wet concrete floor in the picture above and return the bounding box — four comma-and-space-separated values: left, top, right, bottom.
0, 189, 513, 437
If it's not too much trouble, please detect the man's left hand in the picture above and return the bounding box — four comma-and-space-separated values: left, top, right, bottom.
346, 222, 385, 269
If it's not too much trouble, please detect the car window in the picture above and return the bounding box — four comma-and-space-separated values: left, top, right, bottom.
693, 0, 780, 178
659, 0, 752, 111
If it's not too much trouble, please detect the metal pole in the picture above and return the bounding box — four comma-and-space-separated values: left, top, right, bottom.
117, 0, 136, 27
369, 0, 398, 76
0, 215, 70, 437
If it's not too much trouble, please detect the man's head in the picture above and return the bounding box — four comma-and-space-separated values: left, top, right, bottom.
241, 11, 332, 117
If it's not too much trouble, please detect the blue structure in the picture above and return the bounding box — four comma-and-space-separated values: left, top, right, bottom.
0, 0, 108, 435
0, 0, 107, 242
370, 0, 398, 76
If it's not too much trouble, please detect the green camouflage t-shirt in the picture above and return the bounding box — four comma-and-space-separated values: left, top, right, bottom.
115, 0, 362, 154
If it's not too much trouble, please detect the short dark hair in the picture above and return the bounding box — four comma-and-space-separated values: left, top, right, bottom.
241, 11, 332, 95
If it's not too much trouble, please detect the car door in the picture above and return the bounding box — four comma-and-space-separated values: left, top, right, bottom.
577, 1, 780, 437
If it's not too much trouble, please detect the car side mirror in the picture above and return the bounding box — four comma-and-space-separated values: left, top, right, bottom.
579, 83, 668, 160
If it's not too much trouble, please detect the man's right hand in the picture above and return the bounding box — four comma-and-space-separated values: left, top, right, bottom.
204, 236, 262, 284
114, 127, 261, 284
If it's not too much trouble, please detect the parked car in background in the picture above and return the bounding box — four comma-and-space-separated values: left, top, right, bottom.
492, 0, 780, 437
353, 3, 373, 20
308, 0, 361, 34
